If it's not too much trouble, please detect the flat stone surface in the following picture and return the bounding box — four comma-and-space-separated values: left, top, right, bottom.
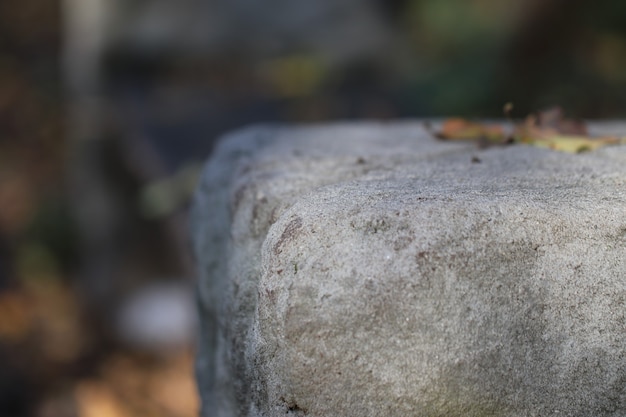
191, 121, 626, 417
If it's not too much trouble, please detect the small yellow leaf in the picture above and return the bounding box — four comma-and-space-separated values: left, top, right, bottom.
520, 134, 620, 153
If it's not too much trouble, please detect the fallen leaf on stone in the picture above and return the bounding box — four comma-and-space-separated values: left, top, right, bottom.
514, 107, 625, 153
531, 106, 588, 135
433, 106, 626, 153
518, 134, 621, 153
435, 118, 507, 143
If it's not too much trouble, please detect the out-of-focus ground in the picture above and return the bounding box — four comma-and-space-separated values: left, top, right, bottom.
1, 0, 626, 416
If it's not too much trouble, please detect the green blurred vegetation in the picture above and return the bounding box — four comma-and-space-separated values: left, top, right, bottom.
397, 0, 626, 117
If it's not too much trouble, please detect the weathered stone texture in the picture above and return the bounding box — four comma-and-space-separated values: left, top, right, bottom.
191, 122, 626, 417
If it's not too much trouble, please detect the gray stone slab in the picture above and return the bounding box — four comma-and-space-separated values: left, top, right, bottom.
191, 121, 626, 417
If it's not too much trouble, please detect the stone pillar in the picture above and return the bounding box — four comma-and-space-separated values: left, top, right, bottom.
191, 122, 626, 417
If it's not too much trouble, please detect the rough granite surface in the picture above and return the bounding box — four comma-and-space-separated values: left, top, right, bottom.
190, 121, 626, 417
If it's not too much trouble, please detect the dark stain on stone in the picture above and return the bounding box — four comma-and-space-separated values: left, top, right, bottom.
280, 396, 308, 415
263, 287, 276, 304
252, 195, 269, 221
393, 235, 414, 251
274, 216, 303, 255
365, 217, 389, 234
604, 226, 626, 246
230, 183, 248, 215
269, 206, 281, 225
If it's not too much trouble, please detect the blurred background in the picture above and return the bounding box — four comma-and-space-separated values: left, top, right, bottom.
1, 0, 626, 415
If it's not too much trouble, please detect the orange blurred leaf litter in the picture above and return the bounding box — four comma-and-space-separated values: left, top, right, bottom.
431, 105, 626, 153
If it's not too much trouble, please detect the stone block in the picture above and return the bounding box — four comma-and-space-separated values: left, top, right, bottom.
191, 122, 626, 416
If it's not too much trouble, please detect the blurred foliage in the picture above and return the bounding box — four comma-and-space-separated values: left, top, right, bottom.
0, 0, 66, 250
259, 54, 327, 98
0, 1, 197, 416
0, 251, 198, 416
392, 0, 626, 117
104, 0, 626, 128
139, 163, 201, 219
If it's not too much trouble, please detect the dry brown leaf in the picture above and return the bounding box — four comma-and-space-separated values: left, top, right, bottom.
434, 106, 626, 153
534, 107, 587, 135
435, 118, 506, 142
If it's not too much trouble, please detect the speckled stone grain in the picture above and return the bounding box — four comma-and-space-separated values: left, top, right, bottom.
191, 121, 626, 417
